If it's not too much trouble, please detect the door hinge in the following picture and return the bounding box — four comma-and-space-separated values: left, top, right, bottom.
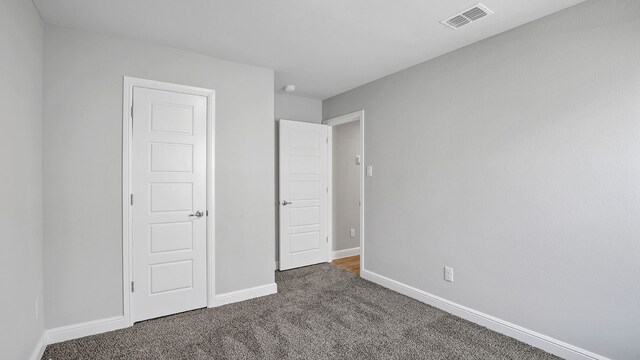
131, 105, 133, 119
130, 194, 134, 205
131, 281, 134, 293
326, 236, 328, 243
326, 137, 328, 143
326, 187, 328, 193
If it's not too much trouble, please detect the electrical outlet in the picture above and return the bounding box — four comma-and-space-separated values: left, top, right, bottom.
35, 298, 39, 320
350, 228, 356, 238
444, 266, 454, 282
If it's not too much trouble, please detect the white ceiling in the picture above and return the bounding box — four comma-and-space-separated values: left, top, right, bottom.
33, 0, 585, 99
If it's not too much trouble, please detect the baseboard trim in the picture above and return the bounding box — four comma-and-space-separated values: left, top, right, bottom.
41, 284, 278, 345
361, 269, 609, 360
45, 316, 127, 345
213, 283, 278, 307
29, 332, 46, 360
332, 247, 360, 260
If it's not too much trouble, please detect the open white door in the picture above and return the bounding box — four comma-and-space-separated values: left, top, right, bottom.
279, 120, 329, 270
131, 87, 207, 322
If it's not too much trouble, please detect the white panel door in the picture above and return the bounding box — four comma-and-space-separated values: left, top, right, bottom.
279, 120, 329, 270
132, 87, 207, 322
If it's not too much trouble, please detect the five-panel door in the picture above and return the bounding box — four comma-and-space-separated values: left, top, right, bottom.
279, 120, 329, 270
131, 87, 207, 322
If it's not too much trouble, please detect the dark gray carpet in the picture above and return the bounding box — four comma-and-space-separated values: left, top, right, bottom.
43, 264, 560, 359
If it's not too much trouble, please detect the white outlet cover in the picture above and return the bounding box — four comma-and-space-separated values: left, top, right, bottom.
366, 165, 373, 177
350, 228, 356, 238
444, 266, 454, 282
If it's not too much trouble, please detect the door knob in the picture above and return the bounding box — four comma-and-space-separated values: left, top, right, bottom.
281, 200, 292, 206
189, 210, 204, 218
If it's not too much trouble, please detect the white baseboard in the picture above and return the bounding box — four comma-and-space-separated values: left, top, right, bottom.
361, 269, 608, 360
332, 247, 360, 260
213, 283, 278, 307
41, 284, 277, 346
45, 316, 127, 345
29, 332, 46, 360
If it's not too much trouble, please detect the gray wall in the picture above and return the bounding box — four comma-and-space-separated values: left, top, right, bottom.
323, 1, 640, 358
332, 121, 361, 252
44, 25, 275, 328
275, 93, 322, 123
0, 0, 45, 358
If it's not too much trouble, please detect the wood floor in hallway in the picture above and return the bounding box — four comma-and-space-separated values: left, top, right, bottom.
332, 255, 360, 275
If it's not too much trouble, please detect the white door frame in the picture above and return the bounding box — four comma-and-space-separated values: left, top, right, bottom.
122, 76, 215, 326
323, 110, 365, 275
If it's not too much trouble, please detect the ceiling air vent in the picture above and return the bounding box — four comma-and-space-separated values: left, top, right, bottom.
441, 3, 494, 29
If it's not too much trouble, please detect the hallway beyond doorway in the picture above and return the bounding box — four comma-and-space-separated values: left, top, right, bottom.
332, 255, 360, 275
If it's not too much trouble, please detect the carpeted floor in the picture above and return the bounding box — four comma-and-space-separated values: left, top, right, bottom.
42, 264, 560, 359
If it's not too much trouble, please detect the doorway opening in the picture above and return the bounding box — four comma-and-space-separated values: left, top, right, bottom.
277, 111, 364, 275
325, 111, 364, 275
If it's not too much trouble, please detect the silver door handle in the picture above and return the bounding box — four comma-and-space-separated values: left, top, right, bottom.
281, 201, 292, 206
189, 210, 204, 218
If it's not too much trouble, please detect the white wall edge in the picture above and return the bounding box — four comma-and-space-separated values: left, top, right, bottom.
332, 247, 361, 260
361, 269, 609, 360
29, 332, 46, 360
213, 283, 278, 307
45, 316, 127, 345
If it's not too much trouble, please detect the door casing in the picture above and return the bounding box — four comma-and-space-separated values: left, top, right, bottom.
122, 76, 215, 327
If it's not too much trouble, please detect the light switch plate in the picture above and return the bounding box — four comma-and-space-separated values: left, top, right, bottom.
366, 165, 373, 177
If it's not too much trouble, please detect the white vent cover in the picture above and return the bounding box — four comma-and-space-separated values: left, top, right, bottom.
441, 3, 494, 29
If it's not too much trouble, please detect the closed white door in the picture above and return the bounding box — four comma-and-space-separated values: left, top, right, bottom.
279, 120, 329, 270
131, 87, 207, 322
